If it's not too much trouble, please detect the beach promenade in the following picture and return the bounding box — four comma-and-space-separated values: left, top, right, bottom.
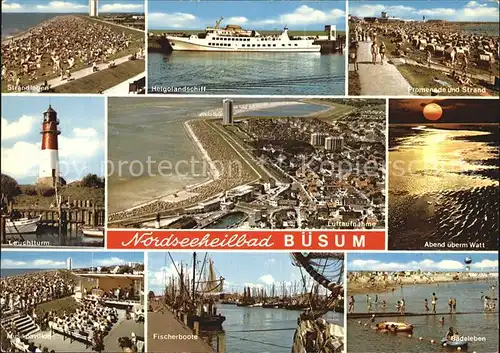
45, 56, 133, 91
356, 40, 414, 95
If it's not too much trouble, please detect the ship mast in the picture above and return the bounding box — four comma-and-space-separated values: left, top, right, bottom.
215, 17, 224, 29
192, 252, 196, 301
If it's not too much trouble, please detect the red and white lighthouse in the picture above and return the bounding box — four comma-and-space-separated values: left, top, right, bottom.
38, 105, 62, 187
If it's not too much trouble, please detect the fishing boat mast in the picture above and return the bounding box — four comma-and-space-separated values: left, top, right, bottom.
192, 252, 196, 301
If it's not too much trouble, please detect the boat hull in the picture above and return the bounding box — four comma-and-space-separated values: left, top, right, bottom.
188, 314, 225, 329
82, 229, 104, 238
167, 37, 321, 53
5, 216, 41, 234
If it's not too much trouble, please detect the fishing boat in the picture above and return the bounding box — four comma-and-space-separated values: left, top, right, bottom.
286, 302, 309, 310
167, 17, 321, 52
5, 215, 41, 234
291, 253, 345, 353
376, 322, 414, 333
441, 337, 468, 349
82, 227, 104, 238
237, 286, 256, 307
187, 253, 226, 329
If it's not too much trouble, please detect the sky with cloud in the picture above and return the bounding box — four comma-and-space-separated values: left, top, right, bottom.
1, 0, 144, 13
348, 253, 499, 272
0, 251, 144, 269
349, 0, 499, 22
147, 252, 318, 295
148, 2, 346, 30
1, 96, 105, 184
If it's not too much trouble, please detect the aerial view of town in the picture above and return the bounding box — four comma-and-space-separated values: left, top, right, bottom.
108, 98, 386, 230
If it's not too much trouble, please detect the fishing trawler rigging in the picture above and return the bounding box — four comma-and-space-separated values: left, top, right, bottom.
188, 252, 226, 328
164, 252, 226, 330
166, 17, 322, 52
291, 252, 345, 353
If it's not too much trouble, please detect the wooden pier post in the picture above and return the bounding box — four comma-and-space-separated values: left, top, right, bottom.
91, 204, 96, 227
183, 313, 188, 326
58, 205, 68, 239
193, 321, 199, 336
218, 333, 226, 353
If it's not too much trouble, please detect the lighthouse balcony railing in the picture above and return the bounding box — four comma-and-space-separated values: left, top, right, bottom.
42, 118, 60, 124
40, 128, 61, 134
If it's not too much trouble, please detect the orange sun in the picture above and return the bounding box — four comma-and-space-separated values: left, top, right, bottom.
423, 103, 443, 121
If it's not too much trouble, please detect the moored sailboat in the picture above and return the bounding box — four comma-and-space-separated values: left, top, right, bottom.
5, 215, 41, 234
187, 253, 226, 329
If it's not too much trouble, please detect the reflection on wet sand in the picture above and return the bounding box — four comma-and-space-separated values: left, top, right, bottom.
389, 125, 499, 250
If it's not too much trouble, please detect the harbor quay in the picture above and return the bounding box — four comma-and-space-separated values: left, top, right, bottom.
147, 252, 345, 353
148, 301, 224, 353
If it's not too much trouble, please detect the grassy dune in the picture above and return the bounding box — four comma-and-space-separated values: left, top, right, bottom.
397, 64, 499, 97
16, 185, 105, 208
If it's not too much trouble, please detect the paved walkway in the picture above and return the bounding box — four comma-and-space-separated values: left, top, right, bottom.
355, 40, 414, 96
104, 316, 144, 353
104, 72, 145, 95
46, 55, 132, 90
32, 329, 94, 352
148, 308, 215, 353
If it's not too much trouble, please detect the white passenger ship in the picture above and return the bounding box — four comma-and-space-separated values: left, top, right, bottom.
166, 17, 322, 52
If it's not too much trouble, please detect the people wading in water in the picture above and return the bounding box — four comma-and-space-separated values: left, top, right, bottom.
431, 292, 438, 313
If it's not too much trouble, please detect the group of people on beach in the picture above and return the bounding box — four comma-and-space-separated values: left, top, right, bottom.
1, 16, 144, 90
48, 301, 119, 350
0, 271, 75, 313
350, 20, 499, 87
348, 289, 463, 316
85, 285, 138, 302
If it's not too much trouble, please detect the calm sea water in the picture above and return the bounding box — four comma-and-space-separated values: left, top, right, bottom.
148, 52, 345, 95
463, 23, 500, 37
4, 228, 104, 248
389, 126, 499, 250
215, 305, 343, 353
107, 98, 328, 212
1, 13, 67, 38
348, 281, 499, 353
0, 268, 49, 277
